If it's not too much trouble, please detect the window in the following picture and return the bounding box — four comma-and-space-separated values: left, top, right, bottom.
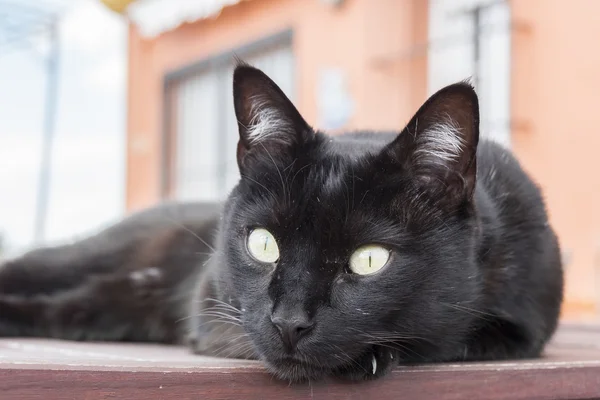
428, 0, 511, 147
163, 33, 294, 201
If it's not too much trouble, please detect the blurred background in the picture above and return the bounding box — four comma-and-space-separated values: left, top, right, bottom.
0, 0, 597, 323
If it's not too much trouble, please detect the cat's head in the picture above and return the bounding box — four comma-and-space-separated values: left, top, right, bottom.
220, 63, 482, 381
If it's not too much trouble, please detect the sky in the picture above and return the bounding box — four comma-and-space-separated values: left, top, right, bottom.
0, 0, 127, 255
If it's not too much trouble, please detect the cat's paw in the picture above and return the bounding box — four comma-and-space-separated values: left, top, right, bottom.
185, 333, 202, 354
185, 332, 214, 355
333, 347, 398, 381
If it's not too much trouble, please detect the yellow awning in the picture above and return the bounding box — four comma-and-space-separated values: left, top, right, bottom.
100, 0, 137, 14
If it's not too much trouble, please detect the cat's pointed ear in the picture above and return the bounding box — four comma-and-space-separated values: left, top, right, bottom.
233, 63, 311, 172
383, 82, 479, 203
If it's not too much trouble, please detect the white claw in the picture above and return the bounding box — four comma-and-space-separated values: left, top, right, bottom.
371, 355, 377, 375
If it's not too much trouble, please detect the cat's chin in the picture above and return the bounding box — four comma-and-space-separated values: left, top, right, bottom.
262, 346, 399, 383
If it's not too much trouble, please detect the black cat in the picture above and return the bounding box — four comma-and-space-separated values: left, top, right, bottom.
0, 63, 563, 382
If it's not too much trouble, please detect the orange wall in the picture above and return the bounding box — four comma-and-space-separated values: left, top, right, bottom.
126, 0, 600, 321
126, 0, 428, 211
511, 0, 600, 320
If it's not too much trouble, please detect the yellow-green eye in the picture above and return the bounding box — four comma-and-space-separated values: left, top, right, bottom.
247, 228, 280, 263
349, 245, 390, 275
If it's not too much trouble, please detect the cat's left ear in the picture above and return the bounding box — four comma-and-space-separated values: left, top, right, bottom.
382, 82, 479, 203
233, 63, 312, 173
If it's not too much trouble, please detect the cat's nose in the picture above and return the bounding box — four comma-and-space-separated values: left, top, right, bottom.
270, 314, 314, 351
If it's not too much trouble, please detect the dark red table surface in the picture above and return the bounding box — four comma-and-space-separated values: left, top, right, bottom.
1, 323, 599, 400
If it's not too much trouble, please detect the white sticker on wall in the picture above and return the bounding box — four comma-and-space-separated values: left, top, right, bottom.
316, 68, 354, 131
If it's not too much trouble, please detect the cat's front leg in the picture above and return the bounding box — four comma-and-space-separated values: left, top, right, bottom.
333, 346, 399, 381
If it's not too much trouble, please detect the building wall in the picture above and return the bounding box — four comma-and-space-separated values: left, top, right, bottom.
126, 0, 600, 321
511, 0, 600, 320
126, 0, 428, 211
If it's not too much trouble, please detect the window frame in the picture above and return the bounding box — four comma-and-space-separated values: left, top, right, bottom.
427, 0, 512, 147
160, 28, 294, 199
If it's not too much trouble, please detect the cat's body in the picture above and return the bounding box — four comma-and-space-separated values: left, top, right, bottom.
0, 65, 563, 382
0, 202, 219, 342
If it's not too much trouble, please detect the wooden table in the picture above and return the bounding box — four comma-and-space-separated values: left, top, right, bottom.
1, 324, 599, 400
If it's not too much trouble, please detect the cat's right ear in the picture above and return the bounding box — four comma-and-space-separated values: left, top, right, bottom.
233, 63, 312, 173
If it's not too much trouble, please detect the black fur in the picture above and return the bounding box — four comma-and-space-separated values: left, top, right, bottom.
0, 64, 563, 383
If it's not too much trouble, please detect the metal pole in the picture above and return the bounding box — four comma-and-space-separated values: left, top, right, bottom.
33, 19, 59, 244
472, 6, 481, 89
